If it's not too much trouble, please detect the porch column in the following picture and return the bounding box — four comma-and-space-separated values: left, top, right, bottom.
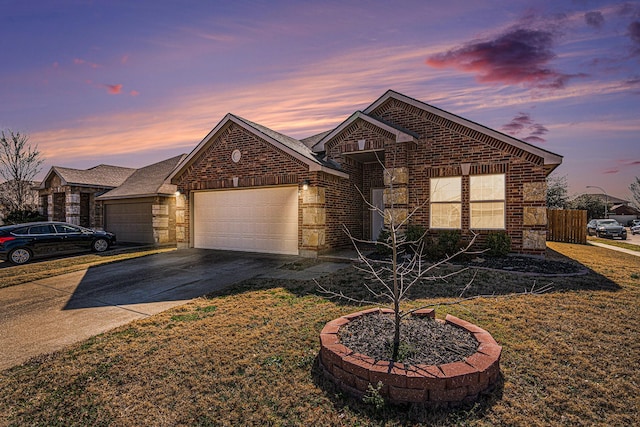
383, 167, 409, 229
300, 185, 326, 258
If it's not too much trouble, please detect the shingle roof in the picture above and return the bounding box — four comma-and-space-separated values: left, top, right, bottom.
300, 130, 332, 149
96, 155, 186, 200
41, 164, 136, 189
233, 115, 320, 163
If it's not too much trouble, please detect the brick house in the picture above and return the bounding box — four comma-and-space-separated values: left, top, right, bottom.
169, 90, 563, 257
39, 165, 135, 228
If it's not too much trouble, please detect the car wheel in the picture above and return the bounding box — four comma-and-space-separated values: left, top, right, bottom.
92, 238, 109, 252
9, 248, 32, 265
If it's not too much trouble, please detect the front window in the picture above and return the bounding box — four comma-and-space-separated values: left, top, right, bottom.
470, 174, 505, 229
430, 177, 461, 228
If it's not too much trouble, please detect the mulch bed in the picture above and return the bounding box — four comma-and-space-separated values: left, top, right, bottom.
453, 255, 586, 275
338, 312, 478, 366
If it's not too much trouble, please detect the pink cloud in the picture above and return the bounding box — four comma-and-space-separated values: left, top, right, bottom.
426, 27, 585, 89
617, 159, 640, 167
74, 58, 100, 69
121, 55, 129, 64
103, 84, 123, 94
501, 112, 548, 143
602, 168, 619, 174
129, 90, 140, 96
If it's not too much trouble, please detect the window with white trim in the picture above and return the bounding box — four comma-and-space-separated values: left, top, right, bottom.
430, 176, 461, 229
470, 174, 505, 229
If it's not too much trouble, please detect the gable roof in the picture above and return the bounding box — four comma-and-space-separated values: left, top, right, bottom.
300, 130, 332, 149
96, 155, 187, 200
40, 164, 136, 189
312, 111, 418, 152
361, 90, 563, 173
169, 114, 347, 182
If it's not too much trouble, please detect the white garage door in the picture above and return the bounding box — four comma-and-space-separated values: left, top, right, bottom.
193, 186, 299, 255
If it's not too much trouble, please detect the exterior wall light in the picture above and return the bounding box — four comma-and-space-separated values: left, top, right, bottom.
301, 180, 310, 191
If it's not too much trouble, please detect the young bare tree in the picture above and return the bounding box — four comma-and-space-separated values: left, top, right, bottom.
630, 177, 640, 211
0, 130, 43, 212
318, 157, 551, 362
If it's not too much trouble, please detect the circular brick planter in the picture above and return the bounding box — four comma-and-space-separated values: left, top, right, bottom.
319, 308, 501, 407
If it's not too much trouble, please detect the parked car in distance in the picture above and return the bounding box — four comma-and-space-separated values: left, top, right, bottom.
0, 222, 116, 265
631, 224, 640, 235
628, 219, 640, 228
586, 219, 627, 240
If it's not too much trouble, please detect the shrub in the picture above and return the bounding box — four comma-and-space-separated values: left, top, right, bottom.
424, 230, 462, 260
405, 224, 426, 253
376, 228, 392, 255
5, 209, 46, 225
486, 231, 511, 257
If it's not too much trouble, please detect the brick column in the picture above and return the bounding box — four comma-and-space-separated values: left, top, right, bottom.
66, 191, 80, 225
383, 167, 409, 228
175, 193, 188, 249
300, 186, 326, 258
522, 182, 547, 253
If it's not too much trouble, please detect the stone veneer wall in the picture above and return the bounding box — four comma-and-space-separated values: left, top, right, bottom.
39, 174, 105, 228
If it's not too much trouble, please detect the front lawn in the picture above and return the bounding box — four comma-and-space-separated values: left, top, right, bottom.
0, 246, 176, 289
1, 242, 638, 426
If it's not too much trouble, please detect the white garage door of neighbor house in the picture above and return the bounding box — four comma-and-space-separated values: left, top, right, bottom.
193, 186, 299, 255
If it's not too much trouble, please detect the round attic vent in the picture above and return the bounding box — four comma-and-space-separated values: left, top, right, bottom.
231, 149, 242, 163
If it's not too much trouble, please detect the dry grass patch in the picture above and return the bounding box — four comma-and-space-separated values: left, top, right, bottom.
0, 246, 176, 289
0, 242, 639, 426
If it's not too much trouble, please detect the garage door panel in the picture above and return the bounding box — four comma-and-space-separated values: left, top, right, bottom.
105, 202, 154, 244
193, 187, 298, 255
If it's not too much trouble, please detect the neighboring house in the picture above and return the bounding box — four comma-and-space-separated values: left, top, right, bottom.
39, 165, 136, 228
169, 90, 563, 257
609, 203, 640, 226
96, 155, 186, 244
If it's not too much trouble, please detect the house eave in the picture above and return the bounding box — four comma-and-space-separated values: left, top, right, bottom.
97, 192, 174, 201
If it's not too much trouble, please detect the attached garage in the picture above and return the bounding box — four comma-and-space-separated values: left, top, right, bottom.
193, 186, 299, 255
96, 155, 186, 245
104, 201, 154, 244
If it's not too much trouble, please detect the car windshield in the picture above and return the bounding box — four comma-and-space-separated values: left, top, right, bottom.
598, 220, 618, 226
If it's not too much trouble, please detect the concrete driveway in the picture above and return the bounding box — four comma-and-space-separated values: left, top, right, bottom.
0, 249, 303, 370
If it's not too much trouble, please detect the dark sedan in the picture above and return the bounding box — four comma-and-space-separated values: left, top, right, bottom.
0, 222, 116, 265
586, 219, 627, 240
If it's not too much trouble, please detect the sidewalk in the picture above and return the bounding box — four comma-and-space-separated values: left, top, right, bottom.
588, 241, 640, 257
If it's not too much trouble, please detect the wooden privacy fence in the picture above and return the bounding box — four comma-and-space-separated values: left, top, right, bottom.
547, 209, 587, 244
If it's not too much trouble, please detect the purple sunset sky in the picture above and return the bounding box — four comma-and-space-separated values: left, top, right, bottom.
1, 0, 638, 200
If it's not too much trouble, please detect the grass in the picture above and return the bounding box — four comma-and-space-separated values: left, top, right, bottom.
0, 242, 639, 426
0, 246, 176, 289
587, 235, 640, 252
